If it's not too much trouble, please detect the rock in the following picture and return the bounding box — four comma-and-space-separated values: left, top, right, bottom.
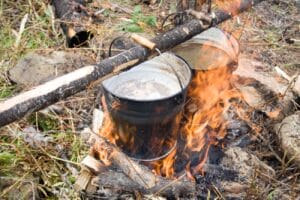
274, 113, 300, 167
221, 181, 249, 194
200, 147, 275, 198
234, 56, 286, 94
9, 51, 94, 87
293, 75, 300, 97
221, 147, 275, 183
233, 56, 295, 120
236, 85, 265, 108
18, 126, 53, 148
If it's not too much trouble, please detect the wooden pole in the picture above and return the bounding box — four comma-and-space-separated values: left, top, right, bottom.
0, 0, 265, 127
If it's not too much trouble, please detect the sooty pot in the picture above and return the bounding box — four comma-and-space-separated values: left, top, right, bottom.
102, 53, 192, 160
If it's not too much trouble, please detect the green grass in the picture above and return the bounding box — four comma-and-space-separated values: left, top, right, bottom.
28, 113, 60, 132
0, 28, 15, 49
119, 5, 157, 33
0, 0, 63, 63
0, 126, 88, 199
0, 82, 16, 99
0, 152, 16, 166
0, 1, 83, 195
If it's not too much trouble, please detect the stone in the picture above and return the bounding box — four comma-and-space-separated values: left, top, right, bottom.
18, 126, 53, 148
236, 85, 265, 108
221, 181, 249, 195
92, 108, 104, 133
293, 75, 300, 97
200, 147, 275, 198
220, 147, 275, 183
274, 112, 300, 167
233, 55, 295, 120
234, 55, 288, 94
9, 51, 94, 87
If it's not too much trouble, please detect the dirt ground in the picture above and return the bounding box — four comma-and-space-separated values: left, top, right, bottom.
0, 0, 299, 199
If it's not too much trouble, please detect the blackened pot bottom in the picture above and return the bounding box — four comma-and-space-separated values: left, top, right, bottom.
110, 113, 180, 160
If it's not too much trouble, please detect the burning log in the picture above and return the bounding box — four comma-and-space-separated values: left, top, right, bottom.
87, 134, 196, 198
91, 171, 195, 198
51, 0, 94, 47
0, 0, 265, 127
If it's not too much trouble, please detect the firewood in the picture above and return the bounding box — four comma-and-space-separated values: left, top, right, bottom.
81, 155, 106, 175
90, 134, 196, 197
74, 168, 93, 191
90, 171, 195, 198
0, 0, 266, 127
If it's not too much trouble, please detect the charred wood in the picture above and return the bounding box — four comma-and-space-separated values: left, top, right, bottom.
51, 0, 93, 47
90, 135, 196, 198
89, 171, 195, 198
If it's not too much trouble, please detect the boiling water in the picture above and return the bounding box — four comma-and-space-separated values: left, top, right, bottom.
103, 53, 192, 101
113, 79, 172, 100
103, 70, 182, 100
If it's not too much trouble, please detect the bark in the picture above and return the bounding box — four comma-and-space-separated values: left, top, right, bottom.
52, 0, 93, 47
0, 0, 265, 127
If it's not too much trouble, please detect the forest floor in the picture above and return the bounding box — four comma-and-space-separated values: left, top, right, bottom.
0, 0, 299, 199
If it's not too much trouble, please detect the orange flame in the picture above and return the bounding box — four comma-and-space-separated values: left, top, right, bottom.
150, 148, 176, 178
181, 40, 242, 175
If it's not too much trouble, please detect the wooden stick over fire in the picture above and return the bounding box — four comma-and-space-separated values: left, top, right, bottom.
0, 0, 265, 127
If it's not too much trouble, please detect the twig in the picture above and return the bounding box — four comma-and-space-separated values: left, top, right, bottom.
274, 66, 291, 81
0, 172, 32, 197
39, 145, 81, 166
14, 13, 28, 48
153, 173, 186, 195
211, 184, 225, 200
281, 73, 299, 98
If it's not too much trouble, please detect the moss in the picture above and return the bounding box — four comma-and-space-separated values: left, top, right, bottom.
0, 152, 16, 165
28, 113, 60, 132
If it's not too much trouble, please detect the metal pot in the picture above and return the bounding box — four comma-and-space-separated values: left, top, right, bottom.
102, 53, 192, 160
172, 27, 239, 71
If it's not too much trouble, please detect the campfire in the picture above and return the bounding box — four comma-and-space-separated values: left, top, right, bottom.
74, 27, 266, 199
91, 27, 243, 178
96, 60, 240, 179
74, 23, 299, 198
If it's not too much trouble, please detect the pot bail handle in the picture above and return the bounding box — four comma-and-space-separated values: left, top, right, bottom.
108, 35, 185, 102
154, 48, 185, 101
